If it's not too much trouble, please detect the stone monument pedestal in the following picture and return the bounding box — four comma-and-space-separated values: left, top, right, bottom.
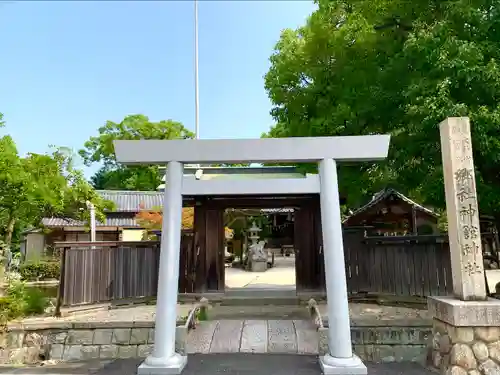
251, 260, 267, 272
428, 296, 500, 374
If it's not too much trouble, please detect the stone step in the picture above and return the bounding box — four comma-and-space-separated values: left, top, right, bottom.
187, 319, 319, 354
208, 305, 310, 320
220, 296, 301, 306
221, 288, 302, 306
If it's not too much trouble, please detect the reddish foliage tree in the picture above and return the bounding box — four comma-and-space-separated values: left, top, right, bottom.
135, 203, 194, 232
135, 203, 233, 238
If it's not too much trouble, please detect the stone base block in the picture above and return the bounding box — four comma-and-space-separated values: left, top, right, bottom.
318, 325, 430, 364
428, 296, 500, 375
137, 354, 187, 375
319, 354, 367, 375
250, 261, 267, 272
428, 296, 500, 327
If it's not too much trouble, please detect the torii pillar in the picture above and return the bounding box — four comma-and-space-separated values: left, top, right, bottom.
114, 135, 391, 375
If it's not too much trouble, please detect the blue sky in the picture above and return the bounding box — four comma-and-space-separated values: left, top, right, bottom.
0, 0, 316, 175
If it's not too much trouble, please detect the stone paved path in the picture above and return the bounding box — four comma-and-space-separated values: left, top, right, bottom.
187, 319, 318, 354
0, 355, 435, 374
225, 256, 296, 289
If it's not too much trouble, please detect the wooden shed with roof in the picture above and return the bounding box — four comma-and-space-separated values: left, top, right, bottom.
342, 188, 440, 236
21, 190, 164, 260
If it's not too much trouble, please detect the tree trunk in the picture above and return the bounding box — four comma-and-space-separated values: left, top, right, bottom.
4, 215, 16, 248
0, 215, 14, 297
493, 214, 500, 247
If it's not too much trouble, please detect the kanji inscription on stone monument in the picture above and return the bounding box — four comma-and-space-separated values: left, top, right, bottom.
440, 117, 486, 300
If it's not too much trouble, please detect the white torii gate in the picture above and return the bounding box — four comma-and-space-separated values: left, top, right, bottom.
114, 135, 391, 375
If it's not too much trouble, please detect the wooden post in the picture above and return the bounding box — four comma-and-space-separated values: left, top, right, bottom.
54, 246, 68, 317
411, 206, 418, 235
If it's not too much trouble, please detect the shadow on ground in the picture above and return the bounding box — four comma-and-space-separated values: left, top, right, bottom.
0, 355, 434, 375
0, 359, 112, 374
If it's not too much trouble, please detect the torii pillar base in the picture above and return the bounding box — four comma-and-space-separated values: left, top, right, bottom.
319, 354, 367, 375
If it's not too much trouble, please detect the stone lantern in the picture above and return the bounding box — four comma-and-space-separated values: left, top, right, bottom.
247, 222, 266, 272
248, 222, 262, 247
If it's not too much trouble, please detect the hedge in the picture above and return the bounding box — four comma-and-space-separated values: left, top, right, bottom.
20, 261, 60, 281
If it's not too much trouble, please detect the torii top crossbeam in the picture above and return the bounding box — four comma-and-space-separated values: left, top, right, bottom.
113, 135, 390, 165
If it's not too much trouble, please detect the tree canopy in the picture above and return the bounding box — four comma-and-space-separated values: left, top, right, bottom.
0, 136, 113, 247
80, 115, 194, 191
264, 0, 500, 218
135, 205, 195, 237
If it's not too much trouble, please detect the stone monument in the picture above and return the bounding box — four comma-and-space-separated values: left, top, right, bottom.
247, 222, 267, 272
428, 117, 500, 375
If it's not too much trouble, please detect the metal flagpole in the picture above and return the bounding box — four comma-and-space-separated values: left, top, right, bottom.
194, 0, 200, 140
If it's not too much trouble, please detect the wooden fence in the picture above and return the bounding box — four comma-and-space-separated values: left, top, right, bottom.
54, 230, 499, 309
343, 231, 499, 297
54, 233, 193, 310
55, 241, 159, 309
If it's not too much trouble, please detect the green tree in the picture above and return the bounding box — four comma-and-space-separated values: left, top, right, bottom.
0, 139, 113, 247
264, 0, 500, 220
80, 115, 194, 191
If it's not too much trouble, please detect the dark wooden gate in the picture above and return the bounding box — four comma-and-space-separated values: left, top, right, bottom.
181, 203, 225, 293
205, 208, 225, 291
182, 194, 326, 294
178, 231, 195, 293
314, 198, 326, 291
294, 196, 325, 292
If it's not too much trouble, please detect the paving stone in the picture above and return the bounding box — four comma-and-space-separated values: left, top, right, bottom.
80, 345, 100, 360
240, 320, 268, 353
7, 332, 24, 348
187, 321, 218, 354
268, 320, 297, 353
293, 320, 318, 354
117, 346, 137, 359
62, 345, 83, 361
99, 345, 119, 359
23, 347, 42, 364
129, 328, 149, 345
112, 329, 131, 345
48, 332, 67, 345
137, 344, 153, 357
66, 330, 94, 345
49, 344, 64, 360
147, 328, 154, 344
209, 320, 243, 353
93, 330, 113, 345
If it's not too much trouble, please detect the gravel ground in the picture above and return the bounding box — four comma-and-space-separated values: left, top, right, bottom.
0, 355, 434, 375
17, 301, 428, 327
18, 305, 194, 326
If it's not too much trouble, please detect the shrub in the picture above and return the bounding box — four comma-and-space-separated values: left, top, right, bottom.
20, 261, 60, 281
0, 281, 50, 320
4, 282, 26, 319
22, 288, 48, 315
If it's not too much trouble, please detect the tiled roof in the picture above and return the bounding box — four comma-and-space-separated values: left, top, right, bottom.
41, 216, 141, 228
343, 188, 437, 223
40, 189, 297, 229
41, 218, 86, 227
104, 217, 140, 227
97, 190, 163, 212
261, 208, 294, 213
